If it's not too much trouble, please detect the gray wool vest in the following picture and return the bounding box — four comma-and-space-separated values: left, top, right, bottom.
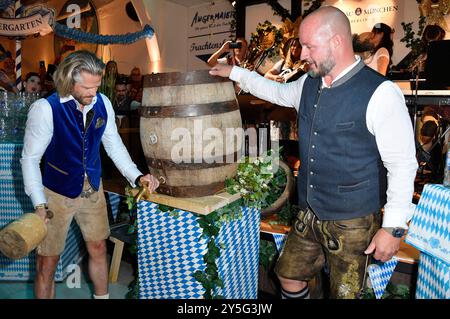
297, 60, 388, 220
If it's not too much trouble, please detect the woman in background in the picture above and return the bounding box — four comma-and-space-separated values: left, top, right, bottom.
408, 24, 446, 74
264, 37, 307, 83
22, 72, 42, 94
100, 60, 118, 101
354, 23, 394, 76
207, 38, 250, 68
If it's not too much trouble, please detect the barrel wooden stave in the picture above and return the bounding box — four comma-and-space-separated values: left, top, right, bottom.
140, 112, 242, 161
142, 83, 236, 107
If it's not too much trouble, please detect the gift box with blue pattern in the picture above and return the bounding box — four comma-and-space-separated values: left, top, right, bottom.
137, 200, 260, 299
415, 252, 450, 299
405, 184, 450, 299
405, 184, 450, 264
0, 143, 86, 281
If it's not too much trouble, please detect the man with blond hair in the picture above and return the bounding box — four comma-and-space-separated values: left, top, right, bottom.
21, 50, 159, 299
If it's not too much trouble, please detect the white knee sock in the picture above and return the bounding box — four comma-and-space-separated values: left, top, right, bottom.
93, 293, 109, 299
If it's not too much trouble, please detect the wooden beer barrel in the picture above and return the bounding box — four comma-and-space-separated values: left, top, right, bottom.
0, 213, 47, 259
140, 70, 242, 197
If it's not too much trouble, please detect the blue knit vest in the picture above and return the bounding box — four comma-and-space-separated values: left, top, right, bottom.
297, 62, 388, 220
43, 93, 108, 198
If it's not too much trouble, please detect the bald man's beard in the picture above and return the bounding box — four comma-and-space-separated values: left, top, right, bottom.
308, 58, 336, 78
307, 48, 336, 78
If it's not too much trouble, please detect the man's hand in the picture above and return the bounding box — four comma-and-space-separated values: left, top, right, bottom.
139, 174, 160, 194
209, 64, 233, 78
220, 40, 233, 52
364, 229, 401, 262
35, 207, 51, 224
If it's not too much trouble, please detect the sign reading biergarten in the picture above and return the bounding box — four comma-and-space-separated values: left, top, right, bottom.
188, 0, 235, 71
0, 12, 51, 36
0, 7, 54, 37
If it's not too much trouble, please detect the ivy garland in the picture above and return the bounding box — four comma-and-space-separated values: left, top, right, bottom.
225, 0, 324, 21
249, 20, 284, 59
123, 187, 179, 299
193, 201, 243, 299
400, 15, 427, 58
301, 0, 326, 18
193, 150, 281, 299
266, 0, 292, 21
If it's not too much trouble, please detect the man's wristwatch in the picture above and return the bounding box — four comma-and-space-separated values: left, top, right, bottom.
135, 175, 144, 187
35, 203, 48, 210
383, 227, 406, 238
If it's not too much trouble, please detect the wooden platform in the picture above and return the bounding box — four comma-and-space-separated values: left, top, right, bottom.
136, 191, 241, 215
260, 219, 420, 265
103, 177, 241, 215
397, 240, 420, 265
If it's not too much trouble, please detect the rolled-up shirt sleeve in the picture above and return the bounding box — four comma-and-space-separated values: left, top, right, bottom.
367, 81, 418, 229
229, 66, 305, 110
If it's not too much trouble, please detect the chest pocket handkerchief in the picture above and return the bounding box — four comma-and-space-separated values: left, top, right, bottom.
95, 117, 105, 129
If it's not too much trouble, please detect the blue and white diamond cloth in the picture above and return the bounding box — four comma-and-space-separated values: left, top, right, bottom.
405, 184, 450, 264
368, 256, 398, 299
105, 191, 122, 222
137, 200, 260, 299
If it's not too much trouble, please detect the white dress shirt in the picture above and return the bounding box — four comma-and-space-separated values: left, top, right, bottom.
20, 93, 143, 207
230, 56, 418, 229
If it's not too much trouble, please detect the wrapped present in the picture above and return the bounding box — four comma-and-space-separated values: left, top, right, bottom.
405, 184, 450, 264
137, 200, 260, 299
405, 184, 450, 299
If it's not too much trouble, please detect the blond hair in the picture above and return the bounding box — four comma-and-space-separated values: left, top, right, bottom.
53, 50, 105, 97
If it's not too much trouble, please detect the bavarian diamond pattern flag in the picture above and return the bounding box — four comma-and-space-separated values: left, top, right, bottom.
368, 256, 398, 299
272, 233, 288, 253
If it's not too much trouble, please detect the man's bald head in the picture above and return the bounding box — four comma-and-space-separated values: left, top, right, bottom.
298, 6, 356, 81
301, 6, 352, 46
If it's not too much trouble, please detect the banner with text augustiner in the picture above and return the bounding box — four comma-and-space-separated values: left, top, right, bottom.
187, 1, 235, 71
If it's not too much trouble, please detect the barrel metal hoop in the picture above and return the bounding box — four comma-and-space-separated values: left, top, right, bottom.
141, 101, 239, 118
144, 70, 229, 87
146, 152, 240, 170
157, 181, 226, 198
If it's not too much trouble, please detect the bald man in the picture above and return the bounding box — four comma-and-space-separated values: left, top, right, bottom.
210, 6, 417, 299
